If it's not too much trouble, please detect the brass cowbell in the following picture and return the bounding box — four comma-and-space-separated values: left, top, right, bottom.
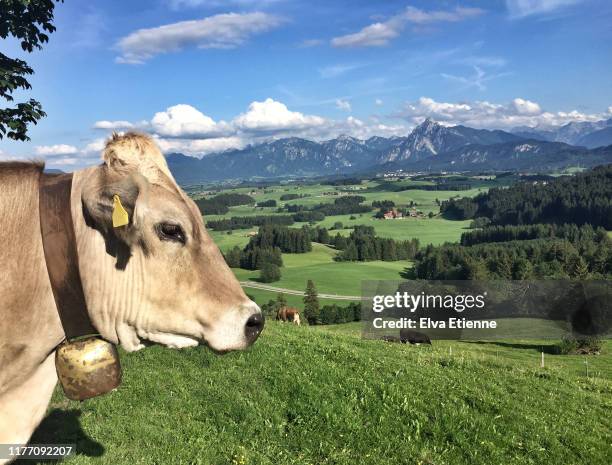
55, 336, 122, 401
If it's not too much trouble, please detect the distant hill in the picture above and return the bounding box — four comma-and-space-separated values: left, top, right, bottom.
166, 119, 612, 184
576, 126, 612, 148
387, 140, 612, 172
512, 118, 612, 147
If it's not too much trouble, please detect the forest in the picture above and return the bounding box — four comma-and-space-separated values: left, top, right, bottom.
282, 195, 372, 217
441, 164, 612, 228
223, 224, 313, 271
196, 193, 255, 215
332, 225, 420, 262
207, 214, 294, 231
460, 223, 609, 246
413, 235, 611, 280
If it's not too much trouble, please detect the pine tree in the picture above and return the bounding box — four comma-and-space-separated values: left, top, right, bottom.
303, 280, 320, 325
496, 253, 513, 279
569, 255, 590, 279
512, 258, 533, 280
276, 293, 287, 309
333, 234, 348, 250
224, 246, 241, 268
466, 258, 489, 280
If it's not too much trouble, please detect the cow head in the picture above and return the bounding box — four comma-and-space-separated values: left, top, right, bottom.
78, 133, 263, 353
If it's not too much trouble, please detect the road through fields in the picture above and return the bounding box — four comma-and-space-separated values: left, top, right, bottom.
240, 281, 363, 300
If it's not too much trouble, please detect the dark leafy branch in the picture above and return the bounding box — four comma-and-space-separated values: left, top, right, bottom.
0, 0, 62, 141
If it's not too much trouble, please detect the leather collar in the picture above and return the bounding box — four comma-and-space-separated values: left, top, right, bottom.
39, 172, 96, 340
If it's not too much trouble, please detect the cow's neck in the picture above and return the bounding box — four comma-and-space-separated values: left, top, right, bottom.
0, 166, 64, 394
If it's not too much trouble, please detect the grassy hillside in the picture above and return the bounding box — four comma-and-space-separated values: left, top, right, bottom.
30, 322, 611, 465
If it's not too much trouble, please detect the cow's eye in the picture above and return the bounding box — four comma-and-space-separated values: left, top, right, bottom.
155, 223, 186, 245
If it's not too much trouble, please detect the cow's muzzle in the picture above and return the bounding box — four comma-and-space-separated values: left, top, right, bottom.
245, 312, 265, 344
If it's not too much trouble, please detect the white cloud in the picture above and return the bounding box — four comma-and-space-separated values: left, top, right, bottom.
506, 0, 581, 17
331, 6, 484, 48
512, 97, 542, 115
0, 149, 20, 161
335, 99, 352, 112
332, 21, 401, 48
151, 104, 231, 138
82, 138, 107, 154
331, 117, 407, 140
233, 98, 326, 133
375, 98, 384, 106
8, 140, 106, 168
154, 135, 246, 156
115, 12, 283, 64
93, 120, 135, 130
397, 96, 611, 129
34, 144, 79, 156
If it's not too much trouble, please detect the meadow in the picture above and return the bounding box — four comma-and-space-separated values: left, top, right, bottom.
233, 243, 407, 297
206, 178, 478, 304
29, 322, 611, 465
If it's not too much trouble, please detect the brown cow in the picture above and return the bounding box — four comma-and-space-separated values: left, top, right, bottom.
276, 307, 301, 325
0, 133, 264, 457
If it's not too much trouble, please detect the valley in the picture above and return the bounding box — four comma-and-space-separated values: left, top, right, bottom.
197, 165, 607, 308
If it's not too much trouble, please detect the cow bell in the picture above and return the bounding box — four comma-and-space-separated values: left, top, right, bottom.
55, 337, 122, 401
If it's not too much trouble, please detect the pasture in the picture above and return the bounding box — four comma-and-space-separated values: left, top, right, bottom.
203, 178, 479, 246
233, 243, 408, 296
206, 178, 478, 302
30, 322, 611, 464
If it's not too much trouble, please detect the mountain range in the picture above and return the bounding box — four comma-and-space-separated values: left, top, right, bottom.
167, 118, 612, 184
512, 118, 612, 147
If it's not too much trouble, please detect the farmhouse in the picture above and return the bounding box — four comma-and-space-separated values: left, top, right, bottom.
383, 208, 403, 220
408, 207, 424, 218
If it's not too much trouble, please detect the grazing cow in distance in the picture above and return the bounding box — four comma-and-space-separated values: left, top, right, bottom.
400, 329, 432, 345
276, 306, 301, 325
0, 132, 264, 458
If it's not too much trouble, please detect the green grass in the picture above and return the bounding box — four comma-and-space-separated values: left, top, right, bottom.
317, 216, 472, 245
233, 244, 408, 296
202, 180, 477, 247
209, 229, 253, 252
209, 212, 471, 247
31, 322, 611, 464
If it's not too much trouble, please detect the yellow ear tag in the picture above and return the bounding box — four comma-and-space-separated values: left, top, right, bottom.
112, 195, 129, 228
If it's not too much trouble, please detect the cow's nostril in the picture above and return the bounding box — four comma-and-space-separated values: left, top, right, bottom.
245, 312, 265, 343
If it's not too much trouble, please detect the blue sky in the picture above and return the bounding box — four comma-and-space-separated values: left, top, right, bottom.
1, 0, 611, 168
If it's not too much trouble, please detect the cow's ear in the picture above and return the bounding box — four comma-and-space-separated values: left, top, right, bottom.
81, 171, 150, 247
